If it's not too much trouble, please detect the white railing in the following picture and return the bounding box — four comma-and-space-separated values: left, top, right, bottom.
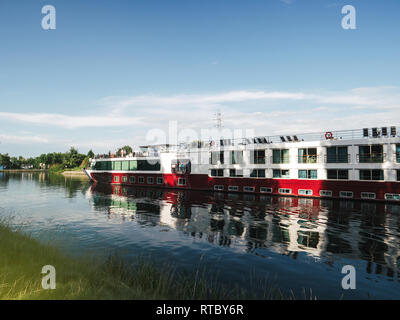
202, 126, 400, 149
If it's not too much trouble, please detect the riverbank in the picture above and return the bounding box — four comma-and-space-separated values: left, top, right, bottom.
0, 168, 89, 179
0, 169, 48, 173
62, 170, 89, 179
0, 221, 292, 300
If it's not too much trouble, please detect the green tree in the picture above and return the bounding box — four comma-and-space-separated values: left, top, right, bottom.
87, 150, 95, 158
117, 146, 133, 157
9, 157, 21, 169
63, 147, 86, 168
0, 154, 11, 169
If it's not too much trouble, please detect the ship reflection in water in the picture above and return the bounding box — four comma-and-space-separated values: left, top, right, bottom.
88, 183, 400, 298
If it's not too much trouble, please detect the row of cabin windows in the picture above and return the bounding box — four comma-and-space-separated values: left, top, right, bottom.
216, 185, 273, 193
211, 169, 318, 179
215, 186, 400, 201
115, 176, 153, 184
319, 191, 400, 201
112, 176, 186, 185
211, 169, 400, 181
210, 144, 399, 165
359, 169, 384, 181
94, 160, 161, 171
328, 169, 390, 181
210, 151, 245, 165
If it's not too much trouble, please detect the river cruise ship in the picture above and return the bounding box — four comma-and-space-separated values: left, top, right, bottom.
85, 126, 400, 202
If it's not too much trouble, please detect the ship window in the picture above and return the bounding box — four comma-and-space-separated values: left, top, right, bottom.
121, 161, 129, 171
339, 191, 353, 198
171, 159, 191, 174
361, 192, 376, 199
272, 149, 289, 164
231, 151, 243, 164
260, 187, 273, 193
210, 169, 224, 177
95, 161, 109, 170
129, 176, 135, 183
214, 185, 224, 191
108, 174, 112, 182
125, 160, 160, 171
229, 169, 243, 177
250, 169, 266, 178
244, 186, 255, 192
327, 169, 349, 180
385, 193, 400, 201
157, 177, 164, 184
147, 177, 154, 184
396, 145, 400, 162
359, 169, 384, 181
298, 170, 317, 179
138, 176, 144, 183
210, 152, 217, 165
129, 160, 137, 171
326, 146, 349, 163
138, 160, 161, 171
122, 176, 127, 183
210, 151, 224, 165
298, 148, 317, 164
228, 186, 239, 192
397, 170, 400, 181
298, 189, 313, 196
319, 190, 332, 197
253, 150, 265, 164
178, 178, 186, 186
219, 151, 224, 164
273, 169, 290, 178
114, 176, 120, 183
278, 188, 292, 194
112, 161, 122, 171
358, 145, 384, 163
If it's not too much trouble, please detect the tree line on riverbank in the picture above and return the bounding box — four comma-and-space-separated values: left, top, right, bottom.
0, 148, 94, 171
0, 145, 134, 171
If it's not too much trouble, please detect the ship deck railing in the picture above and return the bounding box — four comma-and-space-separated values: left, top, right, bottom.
91, 126, 399, 158
195, 126, 400, 150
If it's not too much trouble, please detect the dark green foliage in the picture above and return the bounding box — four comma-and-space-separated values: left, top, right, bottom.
0, 147, 87, 170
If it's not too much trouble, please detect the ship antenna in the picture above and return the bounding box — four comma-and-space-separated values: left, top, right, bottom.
213, 111, 223, 130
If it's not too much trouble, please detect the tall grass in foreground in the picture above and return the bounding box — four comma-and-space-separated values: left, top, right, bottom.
0, 220, 316, 300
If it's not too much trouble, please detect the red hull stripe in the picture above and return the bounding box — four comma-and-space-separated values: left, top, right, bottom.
89, 172, 400, 202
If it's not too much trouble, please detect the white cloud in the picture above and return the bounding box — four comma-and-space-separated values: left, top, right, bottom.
0, 112, 145, 129
0, 134, 50, 144
102, 86, 400, 113
0, 86, 399, 152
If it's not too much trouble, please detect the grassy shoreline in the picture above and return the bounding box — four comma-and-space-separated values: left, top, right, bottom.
0, 221, 296, 300
0, 169, 48, 173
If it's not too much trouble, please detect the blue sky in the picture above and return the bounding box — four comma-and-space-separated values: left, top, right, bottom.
0, 0, 399, 156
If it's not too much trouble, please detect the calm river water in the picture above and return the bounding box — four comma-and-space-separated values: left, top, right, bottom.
1, 172, 400, 299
